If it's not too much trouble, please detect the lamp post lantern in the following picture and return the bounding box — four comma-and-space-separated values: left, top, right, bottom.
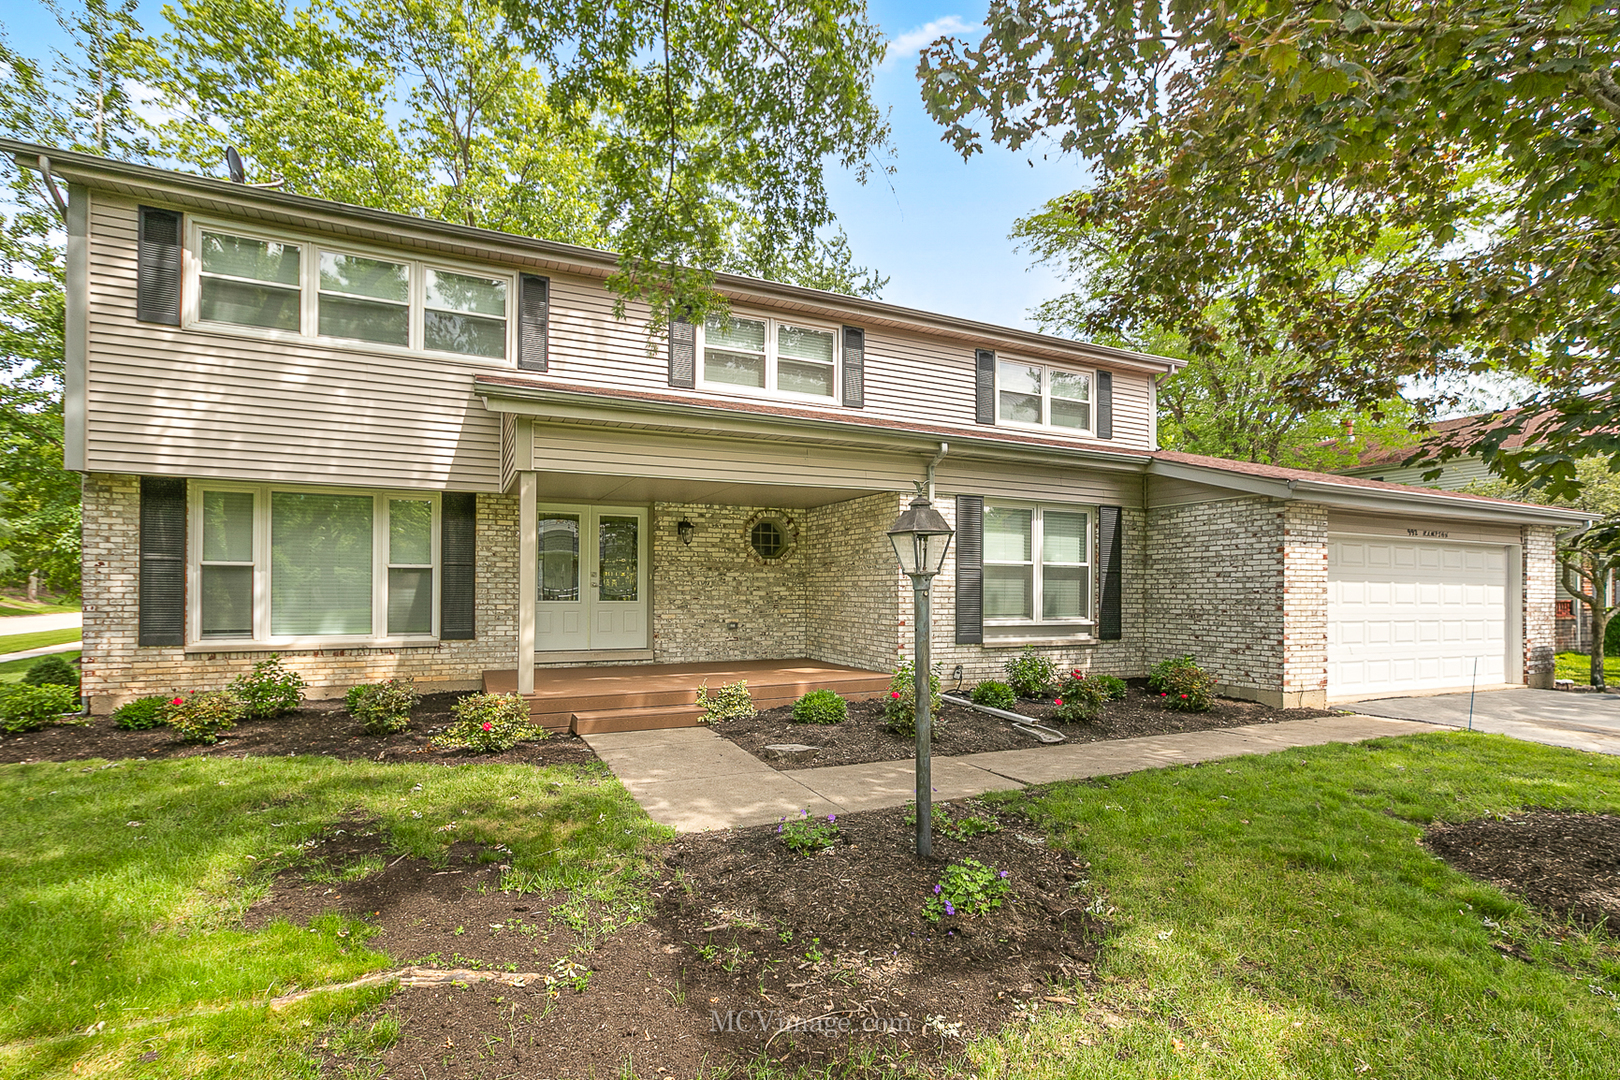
887, 487, 954, 859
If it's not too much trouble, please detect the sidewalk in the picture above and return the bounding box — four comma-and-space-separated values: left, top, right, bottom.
0, 612, 81, 635
583, 715, 1430, 832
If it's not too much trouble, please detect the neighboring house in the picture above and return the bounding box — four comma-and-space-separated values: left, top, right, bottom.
10, 141, 1591, 722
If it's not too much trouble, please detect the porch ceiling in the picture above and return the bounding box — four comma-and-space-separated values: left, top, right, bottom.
530, 470, 880, 509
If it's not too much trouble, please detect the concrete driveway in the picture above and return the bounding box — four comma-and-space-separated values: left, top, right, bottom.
1343, 688, 1620, 755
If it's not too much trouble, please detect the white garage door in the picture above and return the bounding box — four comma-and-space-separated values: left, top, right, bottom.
1327, 537, 1510, 698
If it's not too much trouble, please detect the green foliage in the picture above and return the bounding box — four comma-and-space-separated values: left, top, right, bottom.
433, 692, 543, 752
163, 690, 244, 744
1053, 668, 1112, 723
1092, 673, 1128, 701
228, 656, 306, 720
22, 653, 78, 688
968, 679, 1018, 710
905, 802, 1002, 842
345, 678, 420, 735
0, 682, 80, 732
791, 688, 846, 725
112, 694, 169, 731
1148, 655, 1217, 713
1003, 647, 1057, 698
777, 808, 839, 854
695, 679, 756, 724
884, 660, 944, 736
923, 857, 1009, 922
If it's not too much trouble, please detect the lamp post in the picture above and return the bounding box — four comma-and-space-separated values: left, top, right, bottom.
887, 488, 954, 859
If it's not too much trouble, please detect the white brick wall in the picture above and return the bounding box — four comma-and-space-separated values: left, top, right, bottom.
1523, 524, 1558, 688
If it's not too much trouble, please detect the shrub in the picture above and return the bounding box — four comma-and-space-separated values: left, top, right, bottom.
778, 809, 840, 854
22, 654, 79, 688
884, 661, 945, 737
967, 680, 1017, 710
1092, 674, 1129, 701
433, 692, 543, 752
1003, 647, 1056, 698
792, 688, 847, 725
0, 684, 81, 733
1148, 655, 1218, 713
346, 678, 421, 735
164, 690, 243, 744
229, 656, 306, 720
112, 695, 169, 731
695, 680, 757, 724
1052, 669, 1111, 723
923, 858, 1010, 922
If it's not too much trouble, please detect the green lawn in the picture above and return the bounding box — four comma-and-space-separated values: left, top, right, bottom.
0, 598, 81, 618
0, 628, 82, 656
0, 651, 80, 685
1557, 650, 1619, 685
0, 755, 669, 1079
965, 732, 1620, 1079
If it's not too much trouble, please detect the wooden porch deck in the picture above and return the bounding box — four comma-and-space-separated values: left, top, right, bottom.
483, 659, 892, 734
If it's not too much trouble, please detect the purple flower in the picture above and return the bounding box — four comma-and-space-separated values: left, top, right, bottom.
944, 901, 955, 916
999, 870, 1009, 879
933, 884, 941, 894
827, 814, 836, 823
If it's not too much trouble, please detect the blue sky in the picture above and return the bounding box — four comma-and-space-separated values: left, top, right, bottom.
4, 1, 1087, 332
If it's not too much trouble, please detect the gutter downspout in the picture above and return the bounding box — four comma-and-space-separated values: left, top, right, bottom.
926, 442, 949, 502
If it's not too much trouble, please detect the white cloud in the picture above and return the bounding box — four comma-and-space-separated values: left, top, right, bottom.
883, 15, 972, 71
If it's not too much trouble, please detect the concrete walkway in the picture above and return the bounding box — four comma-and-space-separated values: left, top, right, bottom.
1345, 687, 1620, 756
0, 612, 82, 635
0, 641, 82, 663
584, 714, 1428, 832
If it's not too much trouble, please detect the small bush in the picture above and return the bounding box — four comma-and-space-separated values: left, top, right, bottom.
884, 661, 945, 737
923, 858, 1010, 922
1003, 647, 1056, 698
1091, 674, 1128, 701
696, 680, 757, 724
967, 680, 1017, 710
346, 678, 421, 735
433, 692, 542, 752
778, 809, 840, 854
164, 690, 243, 744
1148, 655, 1218, 712
792, 688, 847, 725
113, 695, 169, 731
229, 656, 306, 720
0, 684, 81, 733
22, 654, 79, 688
1052, 669, 1112, 723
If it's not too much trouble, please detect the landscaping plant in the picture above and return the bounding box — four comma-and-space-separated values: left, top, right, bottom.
1091, 673, 1128, 700
968, 679, 1018, 710
433, 692, 543, 752
923, 857, 1010, 922
1148, 654, 1217, 712
884, 660, 944, 736
163, 690, 244, 744
904, 802, 1001, 841
1003, 646, 1057, 698
695, 679, 756, 723
791, 688, 847, 725
777, 809, 840, 854
21, 653, 79, 688
0, 683, 81, 733
228, 655, 307, 720
112, 694, 170, 731
1052, 668, 1113, 723
346, 678, 421, 735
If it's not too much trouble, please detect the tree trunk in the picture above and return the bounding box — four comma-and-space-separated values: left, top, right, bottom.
1592, 571, 1611, 692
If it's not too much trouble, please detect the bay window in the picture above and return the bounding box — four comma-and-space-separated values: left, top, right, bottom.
700, 315, 838, 400
997, 360, 1092, 432
983, 504, 1092, 625
191, 484, 439, 644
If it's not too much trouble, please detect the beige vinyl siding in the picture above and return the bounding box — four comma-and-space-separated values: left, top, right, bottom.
86, 195, 501, 490
1348, 457, 1495, 491
1146, 475, 1255, 507
934, 460, 1141, 506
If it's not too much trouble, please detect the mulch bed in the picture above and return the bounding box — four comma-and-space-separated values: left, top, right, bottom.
280, 800, 1101, 1078
0, 692, 595, 767
1424, 811, 1620, 930
716, 679, 1338, 770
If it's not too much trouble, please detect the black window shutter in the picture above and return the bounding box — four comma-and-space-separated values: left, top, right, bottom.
1096, 370, 1113, 439
517, 274, 549, 371
440, 492, 477, 640
668, 314, 696, 388
954, 495, 984, 644
841, 325, 865, 408
1097, 505, 1123, 641
137, 206, 182, 326
138, 476, 186, 646
974, 349, 996, 425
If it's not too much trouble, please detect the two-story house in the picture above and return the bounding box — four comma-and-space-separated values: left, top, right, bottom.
9, 141, 1590, 725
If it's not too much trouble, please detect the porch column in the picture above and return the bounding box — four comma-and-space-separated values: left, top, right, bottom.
518, 471, 537, 695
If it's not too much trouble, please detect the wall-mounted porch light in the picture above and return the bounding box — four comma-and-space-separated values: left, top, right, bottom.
677, 519, 695, 545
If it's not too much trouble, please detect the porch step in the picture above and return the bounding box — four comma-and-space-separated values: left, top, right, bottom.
570, 703, 708, 735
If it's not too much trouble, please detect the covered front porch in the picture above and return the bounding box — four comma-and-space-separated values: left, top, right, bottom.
483, 658, 893, 734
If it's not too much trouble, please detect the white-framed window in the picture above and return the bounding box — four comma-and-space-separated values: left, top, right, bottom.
187, 218, 514, 362
699, 314, 838, 401
982, 504, 1092, 624
997, 360, 1092, 432
190, 482, 440, 645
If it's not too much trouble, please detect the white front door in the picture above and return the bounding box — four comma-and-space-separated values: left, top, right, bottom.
536, 505, 649, 653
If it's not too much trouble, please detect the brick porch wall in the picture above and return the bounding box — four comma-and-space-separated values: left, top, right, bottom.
803, 492, 907, 673
1523, 524, 1558, 688
1280, 503, 1329, 706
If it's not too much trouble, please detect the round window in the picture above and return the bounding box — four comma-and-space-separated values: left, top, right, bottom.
743, 511, 797, 563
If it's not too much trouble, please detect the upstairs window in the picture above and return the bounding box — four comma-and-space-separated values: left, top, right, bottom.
997, 360, 1092, 432
425, 269, 508, 358
318, 252, 409, 346
197, 230, 301, 331
700, 315, 837, 401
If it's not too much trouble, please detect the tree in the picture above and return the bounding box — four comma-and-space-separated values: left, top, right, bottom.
917, 1, 1620, 500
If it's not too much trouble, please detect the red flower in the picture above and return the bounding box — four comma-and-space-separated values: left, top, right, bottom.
1179, 694, 1188, 699
171, 697, 183, 705
1054, 698, 1063, 706
481, 721, 493, 731
891, 691, 901, 699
